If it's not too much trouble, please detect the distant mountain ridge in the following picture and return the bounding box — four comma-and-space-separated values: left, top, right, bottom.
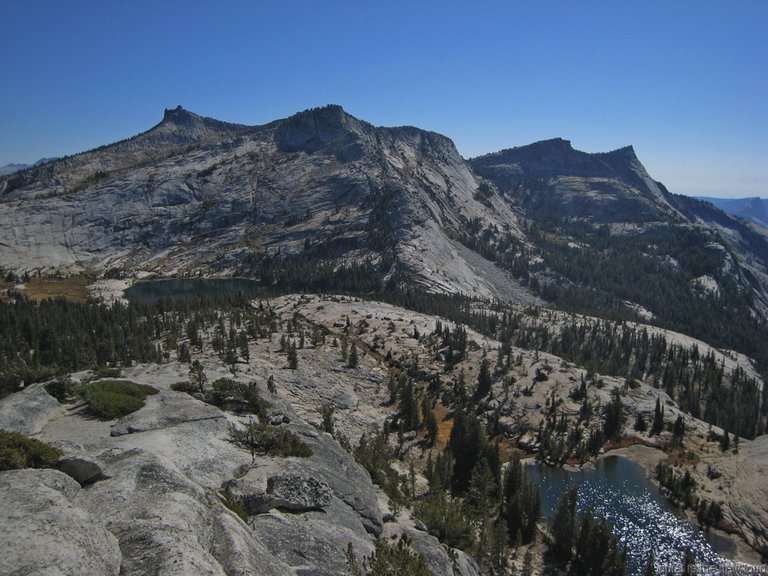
470, 138, 680, 224
696, 196, 768, 227
2, 105, 768, 353
0, 157, 58, 176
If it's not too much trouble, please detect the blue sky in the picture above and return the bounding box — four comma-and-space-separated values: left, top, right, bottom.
1, 1, 766, 197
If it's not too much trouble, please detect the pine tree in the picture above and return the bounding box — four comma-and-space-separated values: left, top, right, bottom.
673, 413, 685, 440
320, 403, 335, 435
424, 399, 438, 445
466, 458, 496, 517
521, 549, 534, 576
650, 397, 664, 436
287, 342, 298, 369
348, 343, 359, 368
489, 518, 508, 575
189, 359, 207, 394
476, 359, 492, 399
448, 410, 486, 493
399, 379, 419, 431
603, 387, 624, 440
720, 426, 730, 451
550, 485, 578, 566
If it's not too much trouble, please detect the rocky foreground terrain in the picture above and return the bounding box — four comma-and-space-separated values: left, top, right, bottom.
1, 105, 767, 574
0, 299, 479, 575
1, 293, 766, 574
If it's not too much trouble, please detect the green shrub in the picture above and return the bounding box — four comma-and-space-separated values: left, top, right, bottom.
367, 535, 431, 576
229, 420, 312, 460
175, 376, 269, 417
87, 391, 144, 419
207, 377, 238, 407
91, 366, 123, 379
220, 486, 248, 521
87, 380, 158, 398
171, 381, 198, 394
0, 430, 62, 471
45, 377, 74, 401
79, 380, 158, 420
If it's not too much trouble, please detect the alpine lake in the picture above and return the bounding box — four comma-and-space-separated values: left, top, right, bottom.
124, 278, 263, 304
528, 455, 761, 575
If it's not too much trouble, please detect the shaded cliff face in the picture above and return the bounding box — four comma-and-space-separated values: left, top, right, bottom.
470, 138, 682, 224
470, 138, 768, 328
0, 105, 529, 302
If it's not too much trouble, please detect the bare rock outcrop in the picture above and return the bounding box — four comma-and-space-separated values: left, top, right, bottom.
74, 446, 293, 576
699, 435, 768, 555
0, 382, 63, 435
0, 468, 122, 576
110, 391, 226, 436
0, 367, 400, 576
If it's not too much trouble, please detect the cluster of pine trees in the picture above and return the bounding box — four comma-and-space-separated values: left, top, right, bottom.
447, 209, 768, 378
380, 290, 766, 439
0, 292, 278, 398
495, 312, 766, 438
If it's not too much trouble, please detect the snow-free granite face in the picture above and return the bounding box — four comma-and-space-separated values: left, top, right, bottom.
0, 469, 122, 576
0, 105, 530, 303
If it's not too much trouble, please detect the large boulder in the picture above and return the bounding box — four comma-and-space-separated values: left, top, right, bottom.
57, 454, 105, 485
267, 474, 333, 512
0, 468, 121, 576
0, 382, 62, 434
227, 472, 333, 515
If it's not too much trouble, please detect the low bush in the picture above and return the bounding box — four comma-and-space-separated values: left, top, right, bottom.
79, 380, 158, 420
220, 486, 248, 521
0, 430, 62, 471
45, 377, 74, 401
171, 381, 198, 394
229, 420, 312, 460
91, 366, 123, 379
174, 377, 269, 417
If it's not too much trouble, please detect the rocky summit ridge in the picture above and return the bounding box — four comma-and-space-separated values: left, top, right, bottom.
1, 104, 768, 323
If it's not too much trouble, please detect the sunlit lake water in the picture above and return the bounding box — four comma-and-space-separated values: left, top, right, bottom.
527, 455, 763, 576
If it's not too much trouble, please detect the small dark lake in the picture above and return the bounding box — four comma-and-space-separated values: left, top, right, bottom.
125, 278, 262, 303
527, 455, 756, 575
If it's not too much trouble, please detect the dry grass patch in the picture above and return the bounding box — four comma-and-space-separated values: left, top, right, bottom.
433, 402, 453, 447
20, 277, 91, 303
